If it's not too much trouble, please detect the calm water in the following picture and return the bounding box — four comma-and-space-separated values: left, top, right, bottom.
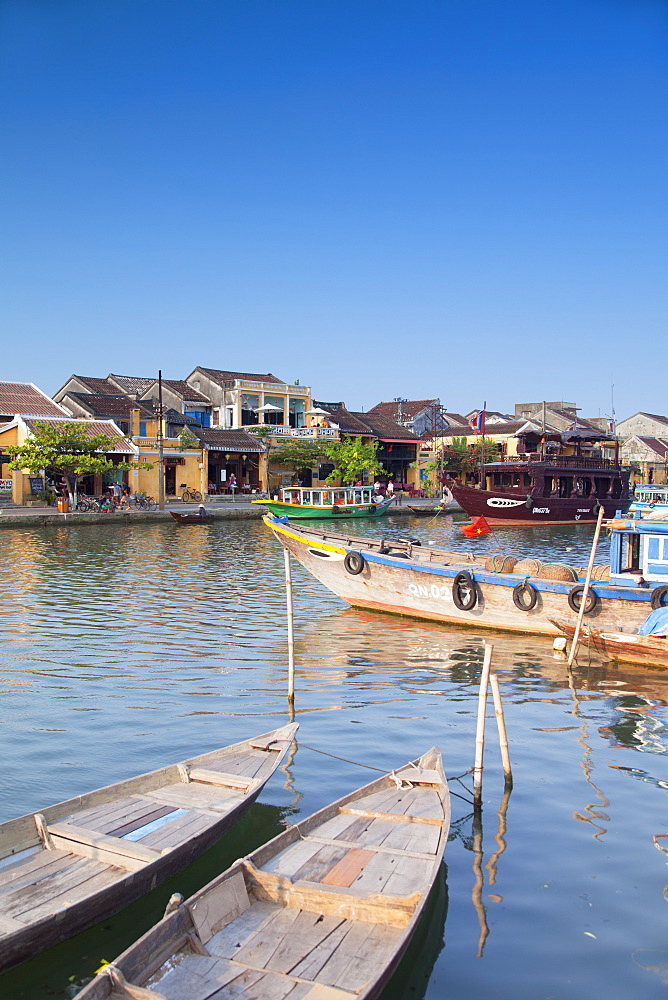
1, 515, 667, 999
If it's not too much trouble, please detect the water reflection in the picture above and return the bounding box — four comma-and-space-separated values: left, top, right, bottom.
2, 521, 668, 1000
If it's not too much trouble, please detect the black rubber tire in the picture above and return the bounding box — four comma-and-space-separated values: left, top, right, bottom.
452, 571, 477, 611
181, 492, 190, 503
344, 551, 364, 575
193, 490, 203, 502
567, 585, 598, 615
650, 585, 668, 610
513, 581, 538, 611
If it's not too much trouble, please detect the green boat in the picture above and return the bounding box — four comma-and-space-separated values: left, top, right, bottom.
252, 485, 395, 519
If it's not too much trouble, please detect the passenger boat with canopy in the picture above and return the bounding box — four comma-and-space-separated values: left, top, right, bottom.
253, 485, 394, 520
450, 455, 632, 526
629, 484, 668, 517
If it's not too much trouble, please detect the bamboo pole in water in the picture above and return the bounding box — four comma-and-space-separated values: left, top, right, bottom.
473, 643, 493, 807
489, 672, 512, 788
284, 548, 295, 702
567, 503, 605, 667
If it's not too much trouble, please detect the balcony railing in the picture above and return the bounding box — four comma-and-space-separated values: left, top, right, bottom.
222, 379, 311, 394
500, 453, 619, 470
248, 425, 338, 439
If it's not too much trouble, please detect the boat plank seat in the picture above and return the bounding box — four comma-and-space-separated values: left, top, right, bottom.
139, 812, 213, 852
242, 861, 419, 926
48, 823, 164, 865
141, 784, 240, 814
185, 768, 256, 792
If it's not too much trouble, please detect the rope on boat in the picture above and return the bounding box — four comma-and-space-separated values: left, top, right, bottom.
296, 742, 473, 792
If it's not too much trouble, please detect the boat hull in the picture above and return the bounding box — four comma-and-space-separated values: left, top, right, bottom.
450, 482, 631, 526
252, 497, 393, 519
265, 517, 655, 638
550, 619, 668, 668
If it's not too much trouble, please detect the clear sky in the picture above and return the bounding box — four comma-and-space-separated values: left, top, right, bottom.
2, 0, 666, 420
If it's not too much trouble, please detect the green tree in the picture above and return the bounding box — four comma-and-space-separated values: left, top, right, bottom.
268, 439, 329, 478
322, 436, 383, 485
6, 421, 147, 502
428, 437, 499, 480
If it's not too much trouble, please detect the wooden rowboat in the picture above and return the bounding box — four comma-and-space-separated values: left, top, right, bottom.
75, 746, 450, 1000
406, 505, 444, 516
0, 724, 297, 973
170, 511, 215, 524
550, 619, 668, 668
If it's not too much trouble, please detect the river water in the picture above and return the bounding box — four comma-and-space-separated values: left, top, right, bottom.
1, 514, 667, 999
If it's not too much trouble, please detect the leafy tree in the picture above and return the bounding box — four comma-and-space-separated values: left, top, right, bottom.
268, 439, 329, 476
6, 421, 147, 501
322, 436, 383, 485
428, 437, 499, 480
178, 426, 200, 449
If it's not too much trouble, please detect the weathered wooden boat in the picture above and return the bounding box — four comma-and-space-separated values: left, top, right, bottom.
75, 746, 450, 1000
450, 455, 632, 526
406, 504, 445, 517
0, 724, 297, 973
550, 619, 668, 669
263, 514, 668, 638
253, 486, 394, 520
170, 511, 215, 524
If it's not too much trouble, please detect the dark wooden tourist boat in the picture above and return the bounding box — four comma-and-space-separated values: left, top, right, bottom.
170, 511, 215, 524
450, 455, 632, 526
75, 746, 450, 1000
0, 725, 297, 972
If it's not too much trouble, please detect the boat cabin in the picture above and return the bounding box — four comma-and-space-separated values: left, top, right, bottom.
279, 486, 377, 506
609, 517, 668, 587
630, 485, 668, 509
482, 457, 627, 500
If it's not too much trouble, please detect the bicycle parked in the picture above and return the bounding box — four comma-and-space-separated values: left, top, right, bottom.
181, 487, 203, 503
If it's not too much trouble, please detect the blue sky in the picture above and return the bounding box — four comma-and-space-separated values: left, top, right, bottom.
2, 0, 666, 420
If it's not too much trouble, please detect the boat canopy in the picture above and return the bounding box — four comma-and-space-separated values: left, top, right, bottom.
609, 516, 668, 586
280, 486, 377, 506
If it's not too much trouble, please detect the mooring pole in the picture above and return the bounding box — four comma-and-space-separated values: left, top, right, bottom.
284, 548, 295, 703
567, 503, 605, 667
473, 643, 493, 807
489, 672, 512, 788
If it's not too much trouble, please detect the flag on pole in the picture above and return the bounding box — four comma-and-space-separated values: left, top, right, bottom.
469, 410, 486, 434
565, 422, 578, 432
461, 516, 491, 538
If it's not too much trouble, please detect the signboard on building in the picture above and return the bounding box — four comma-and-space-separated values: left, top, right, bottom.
0, 478, 12, 492
29, 477, 44, 495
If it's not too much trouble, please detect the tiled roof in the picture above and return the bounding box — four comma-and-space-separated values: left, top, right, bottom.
22, 418, 135, 452
627, 436, 668, 458
442, 413, 470, 428
0, 381, 68, 417
190, 427, 265, 452
632, 412, 668, 428
68, 376, 120, 395
160, 380, 211, 403
313, 401, 374, 435
108, 374, 155, 394
350, 411, 419, 441
164, 408, 198, 424
368, 399, 439, 420
65, 393, 155, 418
196, 367, 284, 386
